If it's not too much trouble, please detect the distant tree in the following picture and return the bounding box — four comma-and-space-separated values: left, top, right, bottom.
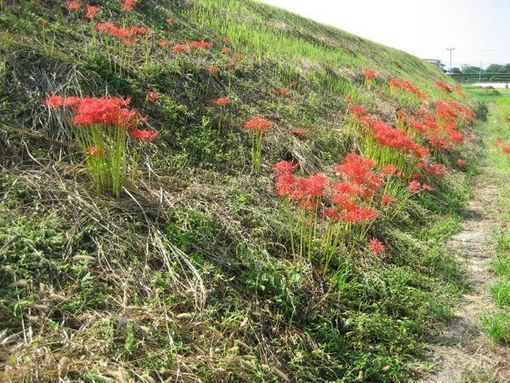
450, 67, 461, 74
486, 64, 504, 73
461, 65, 484, 74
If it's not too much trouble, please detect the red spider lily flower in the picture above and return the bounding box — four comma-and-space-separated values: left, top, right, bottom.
221, 46, 232, 54
171, 44, 188, 53
436, 80, 452, 93
343, 205, 379, 223
226, 60, 236, 67
159, 39, 170, 47
417, 162, 427, 170
494, 137, 505, 147
87, 145, 103, 156
43, 95, 65, 107
292, 128, 307, 136
455, 84, 466, 97
278, 87, 289, 96
427, 164, 447, 177
363, 69, 377, 80
368, 238, 385, 255
166, 17, 177, 24
388, 78, 428, 100
44, 96, 159, 143
332, 182, 365, 197
96, 22, 150, 44
189, 40, 213, 49
503, 146, 510, 154
122, 0, 139, 12
243, 116, 273, 132
129, 26, 150, 35
129, 126, 159, 141
323, 207, 341, 222
422, 183, 435, 192
43, 95, 82, 107
457, 159, 467, 166
302, 174, 329, 197
234, 53, 244, 61
381, 164, 398, 175
372, 120, 429, 158
207, 65, 219, 73
44, 96, 134, 127
381, 194, 395, 205
72, 99, 136, 126
412, 171, 421, 181
276, 173, 296, 197
408, 180, 422, 192
122, 37, 137, 45
214, 97, 232, 106
334, 153, 377, 184
85, 4, 100, 19
67, 0, 82, 11
273, 160, 297, 173
147, 92, 160, 102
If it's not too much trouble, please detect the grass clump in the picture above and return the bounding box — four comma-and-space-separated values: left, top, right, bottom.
481, 311, 510, 344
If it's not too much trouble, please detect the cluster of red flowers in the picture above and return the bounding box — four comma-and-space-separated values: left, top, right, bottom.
96, 22, 150, 44
43, 95, 158, 141
494, 137, 510, 154
214, 97, 232, 107
363, 69, 377, 80
349, 104, 373, 126
368, 238, 385, 255
278, 87, 290, 96
147, 92, 160, 102
67, 0, 82, 11
436, 80, 452, 93
404, 100, 474, 150
350, 106, 429, 159
274, 163, 328, 210
66, 1, 101, 20
122, 0, 139, 12
372, 121, 430, 158
190, 40, 214, 49
292, 128, 307, 136
170, 40, 213, 54
243, 116, 273, 132
274, 153, 398, 224
388, 78, 428, 100
85, 4, 101, 19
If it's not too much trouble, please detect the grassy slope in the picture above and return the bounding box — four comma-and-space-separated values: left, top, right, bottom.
0, 1, 478, 382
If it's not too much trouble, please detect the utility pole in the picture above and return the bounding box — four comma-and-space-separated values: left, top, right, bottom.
446, 48, 455, 72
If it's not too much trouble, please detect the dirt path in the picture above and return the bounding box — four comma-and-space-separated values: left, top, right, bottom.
423, 174, 510, 382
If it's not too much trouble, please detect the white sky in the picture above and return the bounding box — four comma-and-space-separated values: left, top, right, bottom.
258, 0, 510, 69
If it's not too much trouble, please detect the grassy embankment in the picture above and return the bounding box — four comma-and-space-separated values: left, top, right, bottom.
0, 1, 481, 381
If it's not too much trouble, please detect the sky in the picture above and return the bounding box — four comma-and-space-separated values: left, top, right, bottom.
258, 0, 510, 69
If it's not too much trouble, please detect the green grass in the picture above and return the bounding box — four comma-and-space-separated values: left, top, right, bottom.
490, 279, 510, 306
481, 311, 510, 344
466, 86, 510, 346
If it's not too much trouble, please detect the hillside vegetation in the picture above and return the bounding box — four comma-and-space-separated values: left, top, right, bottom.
0, 1, 482, 382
